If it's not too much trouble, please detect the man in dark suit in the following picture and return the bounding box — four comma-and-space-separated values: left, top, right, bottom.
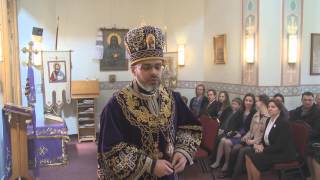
206, 89, 221, 118
289, 91, 320, 145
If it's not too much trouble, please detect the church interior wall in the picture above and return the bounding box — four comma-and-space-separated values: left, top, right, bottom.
15, 0, 320, 134
17, 0, 206, 134
203, 0, 242, 85
301, 0, 320, 84
258, 0, 282, 86
202, 0, 319, 111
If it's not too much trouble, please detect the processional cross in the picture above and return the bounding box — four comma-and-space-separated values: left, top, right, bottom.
21, 41, 40, 176
22, 41, 39, 106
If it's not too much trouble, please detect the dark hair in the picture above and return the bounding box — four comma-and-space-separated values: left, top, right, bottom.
258, 94, 269, 107
181, 96, 188, 104
268, 99, 286, 119
195, 84, 206, 96
232, 97, 242, 106
273, 93, 285, 103
242, 93, 256, 111
218, 91, 231, 110
207, 89, 217, 96
302, 91, 314, 98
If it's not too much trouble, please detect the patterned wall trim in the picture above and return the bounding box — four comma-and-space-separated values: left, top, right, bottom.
99, 81, 320, 97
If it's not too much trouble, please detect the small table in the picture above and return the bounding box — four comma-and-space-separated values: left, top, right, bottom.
27, 120, 69, 167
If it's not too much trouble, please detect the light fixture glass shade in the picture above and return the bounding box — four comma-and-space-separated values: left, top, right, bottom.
288, 34, 298, 63
245, 36, 255, 63
178, 45, 185, 66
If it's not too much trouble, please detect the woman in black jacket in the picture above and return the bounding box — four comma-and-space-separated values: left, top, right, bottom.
245, 99, 296, 180
217, 91, 232, 129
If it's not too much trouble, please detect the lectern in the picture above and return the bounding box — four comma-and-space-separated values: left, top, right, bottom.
3, 104, 34, 180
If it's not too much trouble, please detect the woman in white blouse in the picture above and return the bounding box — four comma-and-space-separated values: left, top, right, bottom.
245, 99, 296, 180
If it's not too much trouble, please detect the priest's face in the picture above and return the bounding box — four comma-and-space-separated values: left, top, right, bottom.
132, 60, 163, 91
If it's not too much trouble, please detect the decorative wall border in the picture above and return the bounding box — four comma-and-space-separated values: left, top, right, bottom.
99, 80, 320, 97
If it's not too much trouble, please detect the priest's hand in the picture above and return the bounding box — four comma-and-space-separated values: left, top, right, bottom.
172, 152, 187, 173
153, 160, 173, 177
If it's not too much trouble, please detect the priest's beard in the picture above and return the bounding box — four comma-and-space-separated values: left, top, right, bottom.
135, 76, 160, 92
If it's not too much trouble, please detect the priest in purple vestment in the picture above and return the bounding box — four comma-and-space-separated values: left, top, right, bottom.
97, 26, 202, 180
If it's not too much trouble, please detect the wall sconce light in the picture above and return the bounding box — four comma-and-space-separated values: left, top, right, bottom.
288, 34, 298, 63
287, 16, 298, 64
245, 35, 255, 63
178, 45, 185, 66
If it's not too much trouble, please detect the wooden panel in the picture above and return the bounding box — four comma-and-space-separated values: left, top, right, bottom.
0, 0, 21, 105
71, 80, 100, 98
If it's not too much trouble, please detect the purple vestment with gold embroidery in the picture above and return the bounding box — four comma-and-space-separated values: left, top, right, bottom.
97, 84, 202, 180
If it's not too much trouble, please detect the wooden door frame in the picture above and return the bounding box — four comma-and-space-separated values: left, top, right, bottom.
0, 0, 21, 105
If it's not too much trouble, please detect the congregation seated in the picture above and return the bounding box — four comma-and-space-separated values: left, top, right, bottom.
245, 99, 296, 180
205, 89, 220, 118
223, 94, 270, 179
189, 84, 209, 118
210, 93, 256, 171
181, 88, 319, 179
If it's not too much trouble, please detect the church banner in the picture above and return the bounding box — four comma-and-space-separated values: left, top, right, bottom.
42, 51, 72, 107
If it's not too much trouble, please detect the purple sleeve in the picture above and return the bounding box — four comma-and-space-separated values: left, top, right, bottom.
173, 92, 202, 165
97, 96, 153, 179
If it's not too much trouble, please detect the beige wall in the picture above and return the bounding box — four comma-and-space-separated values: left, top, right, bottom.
258, 0, 282, 86
301, 0, 320, 84
203, 0, 242, 84
18, 0, 205, 82
18, 0, 206, 133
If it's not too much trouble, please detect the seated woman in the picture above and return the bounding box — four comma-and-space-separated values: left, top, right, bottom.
245, 99, 296, 180
217, 91, 233, 133
210, 93, 256, 171
221, 94, 270, 179
209, 97, 242, 163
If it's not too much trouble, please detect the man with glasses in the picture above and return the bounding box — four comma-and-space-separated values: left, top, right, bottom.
97, 26, 202, 180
